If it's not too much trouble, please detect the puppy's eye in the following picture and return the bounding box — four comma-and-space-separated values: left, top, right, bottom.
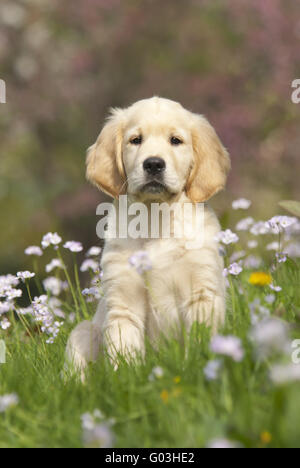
170, 136, 183, 145
130, 136, 142, 145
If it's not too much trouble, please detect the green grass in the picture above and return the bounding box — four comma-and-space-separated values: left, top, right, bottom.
1, 229, 300, 447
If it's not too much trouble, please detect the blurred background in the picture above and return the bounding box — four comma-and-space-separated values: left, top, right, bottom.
0, 0, 300, 275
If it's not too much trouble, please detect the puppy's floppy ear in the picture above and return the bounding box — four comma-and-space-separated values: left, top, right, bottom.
86, 108, 126, 198
186, 114, 230, 203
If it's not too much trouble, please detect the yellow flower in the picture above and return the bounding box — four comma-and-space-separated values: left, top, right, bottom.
172, 387, 182, 397
249, 272, 272, 287
160, 389, 169, 404
260, 431, 272, 444
173, 376, 181, 384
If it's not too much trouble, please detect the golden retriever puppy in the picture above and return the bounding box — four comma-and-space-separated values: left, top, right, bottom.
66, 96, 230, 376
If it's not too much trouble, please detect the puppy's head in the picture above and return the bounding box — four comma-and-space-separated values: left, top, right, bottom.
87, 97, 230, 202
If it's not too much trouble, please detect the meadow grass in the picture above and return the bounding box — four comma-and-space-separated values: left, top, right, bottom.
1, 214, 300, 448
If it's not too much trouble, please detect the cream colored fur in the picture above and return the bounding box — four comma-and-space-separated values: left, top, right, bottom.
65, 97, 230, 376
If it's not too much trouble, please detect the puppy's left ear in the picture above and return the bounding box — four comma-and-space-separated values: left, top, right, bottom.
86, 108, 126, 198
186, 115, 231, 203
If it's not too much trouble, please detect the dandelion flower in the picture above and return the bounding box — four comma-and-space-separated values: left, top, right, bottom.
160, 389, 169, 404
249, 272, 272, 287
260, 431, 272, 445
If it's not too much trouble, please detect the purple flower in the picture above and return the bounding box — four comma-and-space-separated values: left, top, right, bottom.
25, 246, 43, 257
210, 335, 244, 362
63, 241, 83, 253
42, 232, 62, 249
129, 251, 152, 275
223, 262, 243, 277
215, 229, 239, 245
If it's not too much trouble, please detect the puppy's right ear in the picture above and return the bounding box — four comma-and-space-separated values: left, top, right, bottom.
86, 108, 126, 198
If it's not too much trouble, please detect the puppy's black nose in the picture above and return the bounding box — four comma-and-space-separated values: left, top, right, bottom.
143, 157, 166, 175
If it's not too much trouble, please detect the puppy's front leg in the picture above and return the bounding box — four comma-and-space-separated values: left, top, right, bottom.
102, 265, 147, 364
182, 260, 226, 335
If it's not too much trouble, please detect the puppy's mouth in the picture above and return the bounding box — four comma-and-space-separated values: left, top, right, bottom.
140, 180, 168, 194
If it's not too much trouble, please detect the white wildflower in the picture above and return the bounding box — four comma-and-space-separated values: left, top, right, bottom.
204, 360, 222, 381
81, 410, 114, 448
267, 241, 280, 251
16, 271, 35, 282
0, 318, 11, 330
86, 246, 102, 257
0, 302, 12, 315
270, 284, 282, 292
276, 252, 288, 263
25, 246, 43, 256
232, 198, 251, 210
250, 318, 290, 358
82, 287, 101, 302
236, 217, 254, 231
250, 221, 269, 236
223, 262, 243, 277
80, 259, 99, 273
149, 366, 164, 381
45, 259, 64, 273
270, 364, 300, 385
215, 229, 239, 245
42, 232, 62, 249
210, 335, 244, 362
247, 240, 258, 249
0, 393, 19, 412
265, 294, 276, 304
43, 277, 64, 296
63, 241, 83, 253
244, 255, 262, 269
